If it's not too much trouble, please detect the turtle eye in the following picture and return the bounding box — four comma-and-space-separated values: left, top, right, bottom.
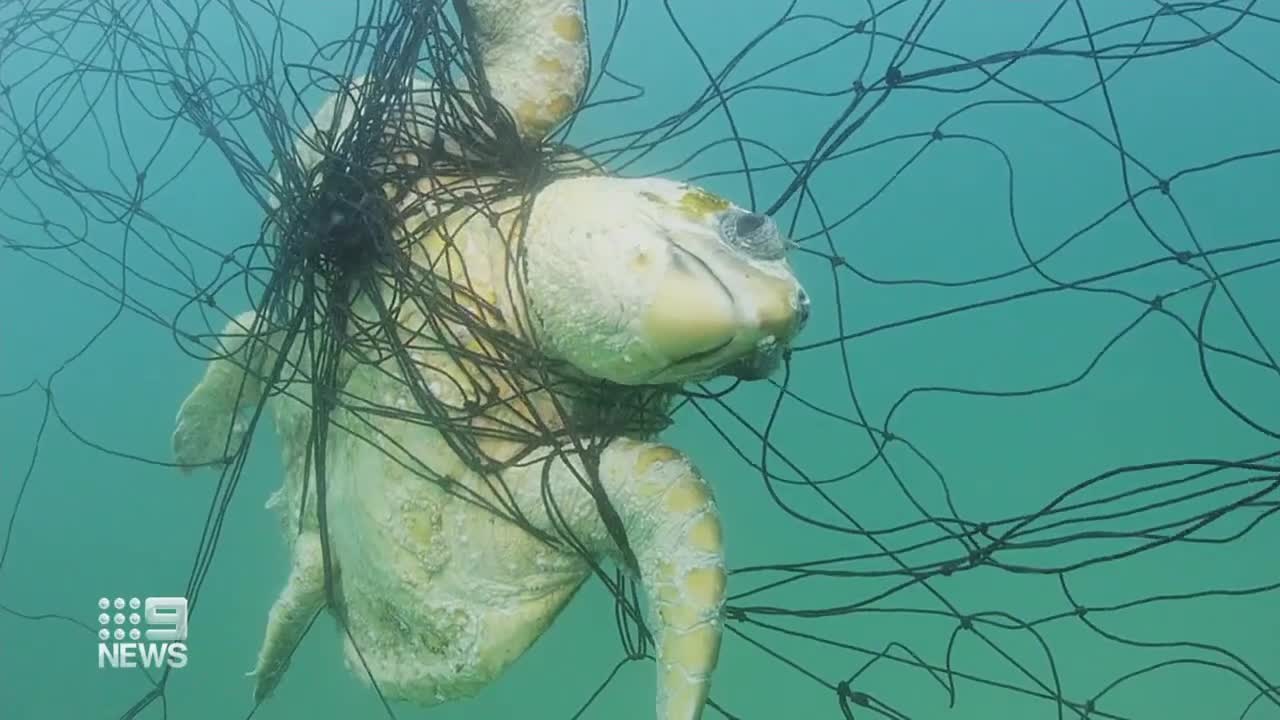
734, 212, 768, 236
719, 209, 787, 261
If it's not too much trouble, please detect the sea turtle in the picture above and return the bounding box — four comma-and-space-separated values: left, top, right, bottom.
171, 1, 809, 718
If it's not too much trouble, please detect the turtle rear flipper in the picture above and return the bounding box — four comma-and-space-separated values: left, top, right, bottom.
172, 311, 273, 474
250, 530, 327, 703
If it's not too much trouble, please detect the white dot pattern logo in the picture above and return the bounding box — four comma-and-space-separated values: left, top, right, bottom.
98, 597, 166, 648
98, 599, 151, 635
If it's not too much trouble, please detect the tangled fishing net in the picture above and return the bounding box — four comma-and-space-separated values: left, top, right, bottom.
1, 1, 1277, 718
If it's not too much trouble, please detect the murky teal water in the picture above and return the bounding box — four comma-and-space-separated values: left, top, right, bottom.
2, 3, 1277, 719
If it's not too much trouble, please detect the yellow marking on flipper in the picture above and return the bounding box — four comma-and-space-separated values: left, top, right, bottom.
536, 56, 565, 74
515, 100, 549, 137
664, 480, 710, 514
682, 566, 726, 607
552, 14, 584, 42
545, 93, 574, 119
663, 623, 721, 672
515, 95, 575, 139
661, 600, 701, 631
660, 663, 708, 719
636, 444, 681, 474
686, 514, 722, 553
633, 444, 684, 497
678, 187, 730, 221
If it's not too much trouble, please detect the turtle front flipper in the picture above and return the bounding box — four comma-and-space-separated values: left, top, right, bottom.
513, 438, 726, 720
250, 530, 327, 702
172, 311, 275, 474
461, 0, 588, 143
604, 440, 726, 720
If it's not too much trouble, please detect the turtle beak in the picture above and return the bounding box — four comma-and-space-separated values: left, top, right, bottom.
718, 285, 808, 381
721, 343, 785, 380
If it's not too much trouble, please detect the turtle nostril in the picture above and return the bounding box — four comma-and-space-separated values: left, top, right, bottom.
735, 212, 768, 237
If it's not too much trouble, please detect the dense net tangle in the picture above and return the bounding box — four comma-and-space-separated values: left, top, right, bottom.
0, 1, 1277, 719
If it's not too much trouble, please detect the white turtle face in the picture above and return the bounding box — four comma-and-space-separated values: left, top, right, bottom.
520, 176, 810, 385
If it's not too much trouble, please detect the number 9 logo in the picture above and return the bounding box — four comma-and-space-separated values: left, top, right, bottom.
144, 597, 188, 642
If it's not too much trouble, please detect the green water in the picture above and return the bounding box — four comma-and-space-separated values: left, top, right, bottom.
1, 2, 1277, 719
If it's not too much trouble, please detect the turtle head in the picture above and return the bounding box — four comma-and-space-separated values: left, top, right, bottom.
520, 176, 809, 385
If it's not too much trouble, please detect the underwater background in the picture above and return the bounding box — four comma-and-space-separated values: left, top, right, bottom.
1, 2, 1277, 719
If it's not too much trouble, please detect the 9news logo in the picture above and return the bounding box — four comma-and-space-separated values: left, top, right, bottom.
96, 596, 189, 670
